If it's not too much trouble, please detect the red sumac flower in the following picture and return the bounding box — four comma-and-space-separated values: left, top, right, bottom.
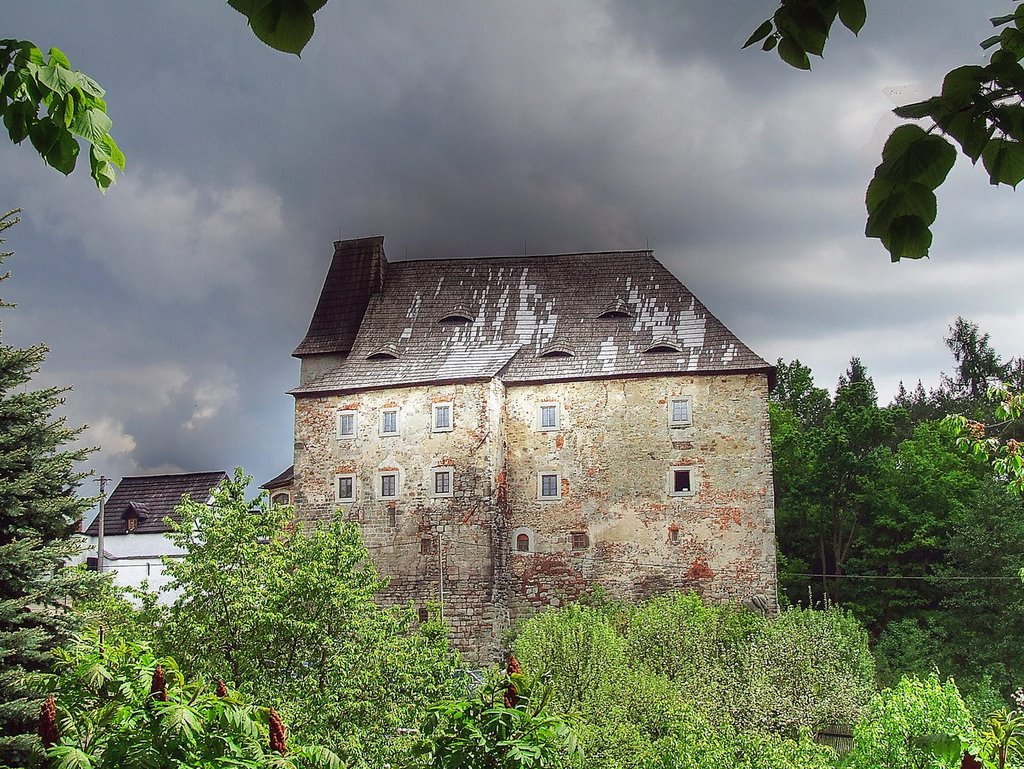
39, 694, 58, 748
150, 665, 168, 702
269, 708, 287, 755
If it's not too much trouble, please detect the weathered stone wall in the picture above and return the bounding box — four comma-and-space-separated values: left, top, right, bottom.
292, 371, 776, 662
292, 379, 504, 659
502, 373, 776, 622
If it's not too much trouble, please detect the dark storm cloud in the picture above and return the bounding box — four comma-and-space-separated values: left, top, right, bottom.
1, 1, 1022, 495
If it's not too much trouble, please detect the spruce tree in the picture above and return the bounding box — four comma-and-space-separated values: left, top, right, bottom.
0, 209, 103, 767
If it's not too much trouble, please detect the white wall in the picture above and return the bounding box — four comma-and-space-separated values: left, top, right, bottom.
83, 532, 185, 601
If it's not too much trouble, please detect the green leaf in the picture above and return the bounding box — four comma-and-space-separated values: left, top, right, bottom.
743, 19, 774, 49
877, 126, 957, 189
35, 61, 80, 98
940, 108, 993, 162
778, 36, 811, 70
762, 35, 778, 52
242, 0, 318, 56
982, 138, 1024, 186
940, 65, 986, 105
69, 107, 112, 145
893, 96, 944, 120
881, 214, 933, 260
102, 133, 125, 170
865, 182, 937, 238
3, 100, 32, 143
837, 0, 867, 35
981, 34, 1003, 50
46, 47, 71, 69
1000, 25, 1024, 58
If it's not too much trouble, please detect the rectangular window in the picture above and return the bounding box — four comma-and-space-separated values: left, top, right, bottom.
335, 474, 355, 503
538, 472, 561, 500
380, 408, 399, 436
669, 527, 680, 544
571, 532, 588, 550
433, 468, 453, 497
668, 467, 696, 497
432, 403, 453, 432
379, 472, 398, 499
420, 538, 432, 555
669, 397, 692, 427
538, 403, 559, 431
337, 410, 356, 439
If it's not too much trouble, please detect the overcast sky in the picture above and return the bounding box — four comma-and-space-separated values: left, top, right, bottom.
2, 1, 1021, 504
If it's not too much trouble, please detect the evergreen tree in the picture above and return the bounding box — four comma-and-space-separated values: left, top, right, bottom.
0, 210, 103, 766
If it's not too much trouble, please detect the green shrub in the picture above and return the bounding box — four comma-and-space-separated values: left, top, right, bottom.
513, 603, 626, 714
731, 603, 875, 734
36, 632, 340, 769
845, 674, 975, 769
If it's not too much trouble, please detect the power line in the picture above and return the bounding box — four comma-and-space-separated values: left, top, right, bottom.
363, 539, 1022, 583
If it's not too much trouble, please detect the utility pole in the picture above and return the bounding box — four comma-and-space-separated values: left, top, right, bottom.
95, 476, 108, 572
438, 531, 445, 625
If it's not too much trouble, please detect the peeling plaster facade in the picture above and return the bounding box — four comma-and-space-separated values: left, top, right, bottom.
283, 236, 777, 661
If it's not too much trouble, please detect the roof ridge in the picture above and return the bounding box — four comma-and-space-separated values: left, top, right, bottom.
391, 249, 655, 265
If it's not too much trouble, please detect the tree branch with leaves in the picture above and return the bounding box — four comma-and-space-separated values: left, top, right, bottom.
747, 1, 1024, 262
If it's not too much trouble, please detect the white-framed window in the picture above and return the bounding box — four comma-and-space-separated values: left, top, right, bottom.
668, 396, 692, 427
432, 402, 454, 433
337, 410, 357, 439
512, 526, 535, 553
335, 474, 356, 503
378, 471, 399, 500
668, 467, 696, 497
379, 407, 400, 437
432, 468, 454, 498
537, 402, 560, 431
537, 471, 562, 501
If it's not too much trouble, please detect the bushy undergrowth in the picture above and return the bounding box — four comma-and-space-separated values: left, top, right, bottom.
513, 592, 875, 769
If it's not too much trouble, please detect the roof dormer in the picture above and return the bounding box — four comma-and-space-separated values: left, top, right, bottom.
366, 343, 400, 360
597, 299, 632, 319
437, 305, 475, 325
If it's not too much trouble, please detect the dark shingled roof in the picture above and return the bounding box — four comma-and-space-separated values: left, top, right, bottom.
292, 249, 772, 396
293, 236, 387, 357
261, 466, 294, 491
84, 471, 228, 537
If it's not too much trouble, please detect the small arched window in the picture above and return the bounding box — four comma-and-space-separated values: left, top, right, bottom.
512, 526, 535, 553
272, 492, 290, 506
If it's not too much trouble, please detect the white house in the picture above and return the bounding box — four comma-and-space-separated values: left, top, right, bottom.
82, 471, 227, 596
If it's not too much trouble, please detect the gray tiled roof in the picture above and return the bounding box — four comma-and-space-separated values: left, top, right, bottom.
292, 250, 770, 395
83, 471, 228, 537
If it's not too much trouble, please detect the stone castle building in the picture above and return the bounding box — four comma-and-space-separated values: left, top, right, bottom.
275, 236, 777, 660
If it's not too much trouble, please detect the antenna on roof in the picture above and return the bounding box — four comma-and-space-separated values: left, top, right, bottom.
524, 239, 527, 256
645, 237, 650, 250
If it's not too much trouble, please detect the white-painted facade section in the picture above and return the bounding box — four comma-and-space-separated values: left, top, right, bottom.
82, 532, 184, 600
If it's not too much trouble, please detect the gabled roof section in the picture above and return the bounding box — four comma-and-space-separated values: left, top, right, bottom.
293, 236, 388, 357
291, 249, 771, 395
84, 471, 228, 537
261, 466, 294, 491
